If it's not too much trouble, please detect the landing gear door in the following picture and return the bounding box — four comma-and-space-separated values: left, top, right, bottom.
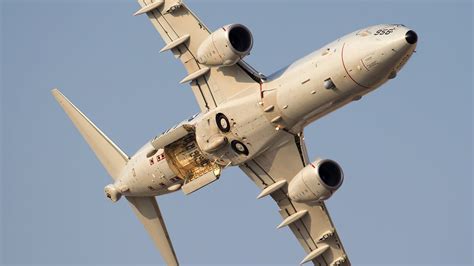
181, 168, 221, 195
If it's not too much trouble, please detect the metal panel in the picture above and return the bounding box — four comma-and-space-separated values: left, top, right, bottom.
181, 170, 219, 195
151, 125, 191, 149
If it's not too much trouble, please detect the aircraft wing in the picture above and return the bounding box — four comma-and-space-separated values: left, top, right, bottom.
240, 132, 350, 265
134, 0, 262, 111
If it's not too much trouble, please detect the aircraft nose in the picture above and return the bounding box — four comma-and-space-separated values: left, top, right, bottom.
405, 30, 418, 44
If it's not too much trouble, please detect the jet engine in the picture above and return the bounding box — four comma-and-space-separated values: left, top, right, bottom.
197, 24, 253, 66
288, 159, 344, 203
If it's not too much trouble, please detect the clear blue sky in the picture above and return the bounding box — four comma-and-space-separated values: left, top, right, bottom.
1, 0, 472, 265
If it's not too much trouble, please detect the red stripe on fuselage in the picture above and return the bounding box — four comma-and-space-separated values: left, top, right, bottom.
341, 43, 371, 89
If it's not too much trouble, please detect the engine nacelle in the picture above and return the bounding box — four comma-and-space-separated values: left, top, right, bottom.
197, 24, 253, 66
288, 159, 344, 203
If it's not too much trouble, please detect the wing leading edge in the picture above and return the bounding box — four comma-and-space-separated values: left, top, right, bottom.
240, 132, 350, 265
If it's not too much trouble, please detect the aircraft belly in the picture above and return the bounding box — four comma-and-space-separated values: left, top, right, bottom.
119, 144, 183, 197
195, 88, 282, 166
271, 45, 357, 128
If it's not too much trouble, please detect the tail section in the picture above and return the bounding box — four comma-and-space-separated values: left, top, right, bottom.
52, 89, 129, 180
53, 89, 179, 265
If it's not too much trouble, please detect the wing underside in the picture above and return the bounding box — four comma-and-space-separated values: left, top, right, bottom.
240, 132, 350, 265
135, 0, 261, 111
134, 1, 349, 264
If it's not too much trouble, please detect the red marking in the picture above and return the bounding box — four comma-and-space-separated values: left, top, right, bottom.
310, 163, 316, 168
149, 158, 154, 166
259, 82, 264, 99
341, 43, 371, 89
156, 153, 165, 162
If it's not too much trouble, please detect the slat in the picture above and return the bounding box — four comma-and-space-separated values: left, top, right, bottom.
133, 0, 164, 16
180, 67, 210, 84
160, 34, 190, 53
257, 180, 287, 199
277, 210, 308, 229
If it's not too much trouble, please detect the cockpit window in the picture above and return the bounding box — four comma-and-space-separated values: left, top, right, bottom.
324, 78, 336, 90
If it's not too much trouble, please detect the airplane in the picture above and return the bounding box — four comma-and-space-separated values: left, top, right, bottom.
52, 0, 417, 265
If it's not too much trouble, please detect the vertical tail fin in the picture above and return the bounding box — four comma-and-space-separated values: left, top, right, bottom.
52, 89, 129, 180
52, 89, 179, 264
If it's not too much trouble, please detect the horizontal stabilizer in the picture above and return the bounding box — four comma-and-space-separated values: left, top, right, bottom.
127, 196, 179, 266
52, 89, 128, 180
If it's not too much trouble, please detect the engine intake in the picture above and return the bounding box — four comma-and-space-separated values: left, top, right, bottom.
197, 24, 253, 66
318, 160, 343, 188
288, 159, 344, 203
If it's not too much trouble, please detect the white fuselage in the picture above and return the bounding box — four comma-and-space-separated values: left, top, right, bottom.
114, 24, 417, 197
